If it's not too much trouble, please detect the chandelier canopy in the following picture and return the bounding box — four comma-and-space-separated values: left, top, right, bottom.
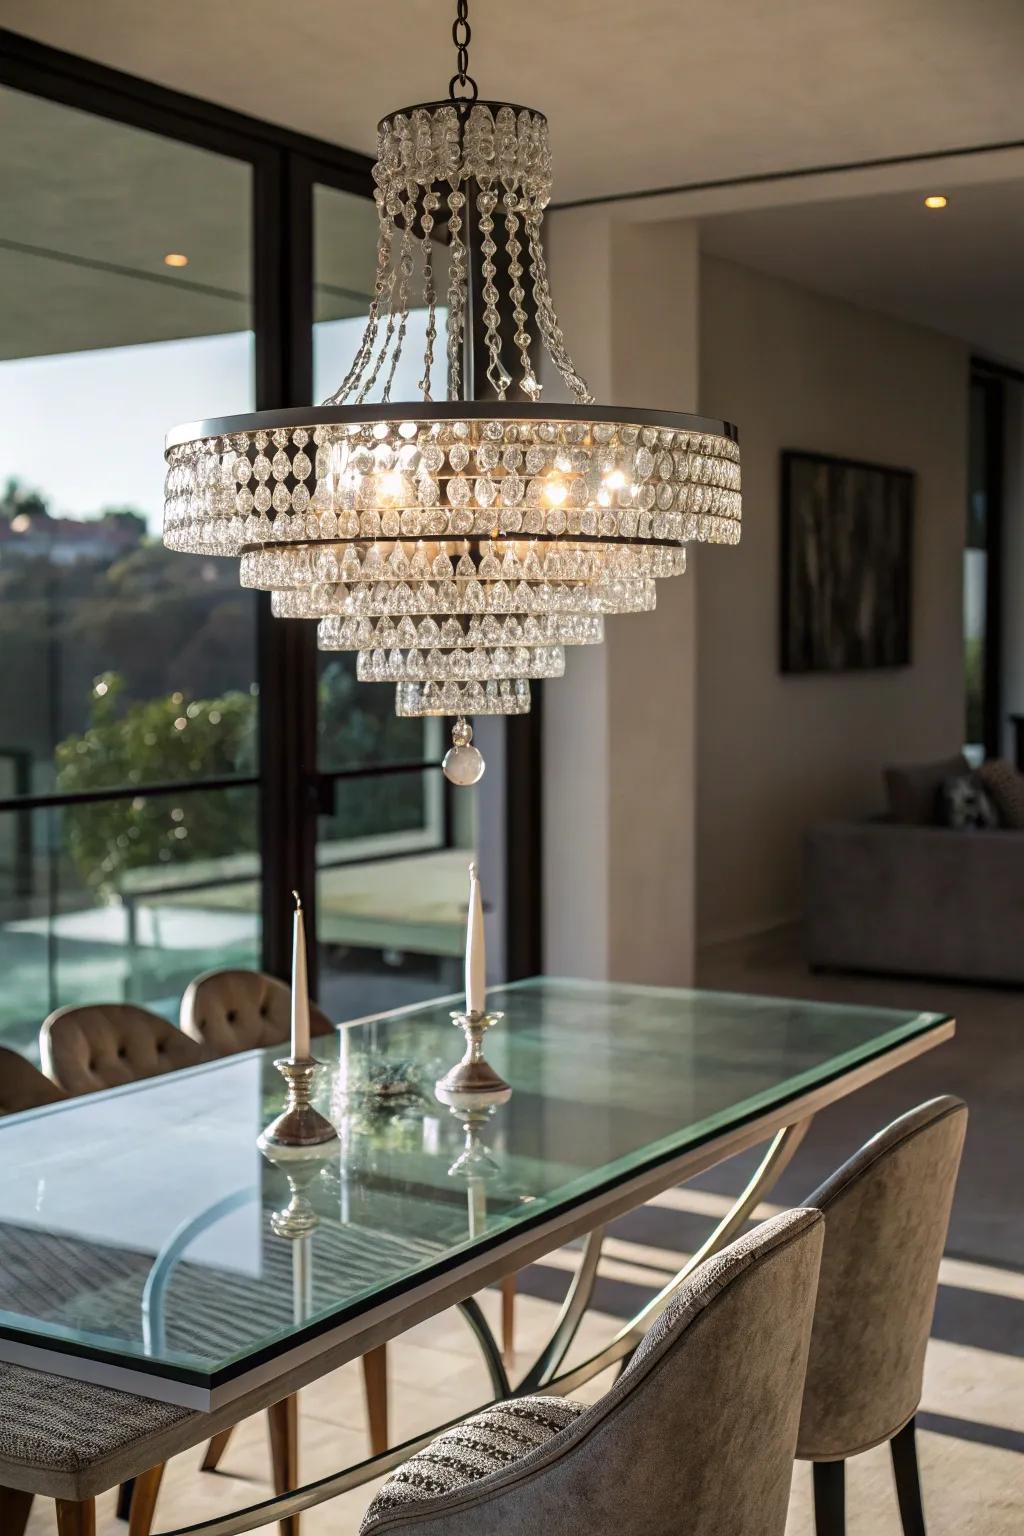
163, 3, 741, 784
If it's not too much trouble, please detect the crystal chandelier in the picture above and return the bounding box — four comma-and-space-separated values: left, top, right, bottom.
163, 0, 741, 784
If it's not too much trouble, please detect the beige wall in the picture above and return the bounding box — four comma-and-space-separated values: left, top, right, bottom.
697, 255, 969, 945
543, 210, 700, 984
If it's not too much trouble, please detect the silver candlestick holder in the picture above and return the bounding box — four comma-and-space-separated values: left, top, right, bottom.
258, 1056, 338, 1159
262, 1149, 325, 1239
435, 1010, 511, 1107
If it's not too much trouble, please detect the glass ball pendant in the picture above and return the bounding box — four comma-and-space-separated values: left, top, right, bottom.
443, 717, 485, 786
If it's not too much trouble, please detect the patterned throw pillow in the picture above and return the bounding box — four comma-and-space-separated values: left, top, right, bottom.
977, 758, 1024, 829
360, 1396, 585, 1531
938, 774, 999, 831
884, 755, 969, 825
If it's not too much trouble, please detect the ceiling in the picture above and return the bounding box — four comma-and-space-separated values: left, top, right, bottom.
699, 176, 1024, 368
2, 0, 1022, 204
2, 1, 1023, 366
0, 88, 377, 360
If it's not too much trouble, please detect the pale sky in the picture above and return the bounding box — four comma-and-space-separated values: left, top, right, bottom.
0, 313, 437, 532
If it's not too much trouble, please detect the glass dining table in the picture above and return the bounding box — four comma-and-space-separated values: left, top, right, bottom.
0, 978, 953, 1423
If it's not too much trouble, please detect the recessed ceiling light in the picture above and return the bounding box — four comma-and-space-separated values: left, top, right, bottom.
163, 252, 189, 267
923, 195, 948, 210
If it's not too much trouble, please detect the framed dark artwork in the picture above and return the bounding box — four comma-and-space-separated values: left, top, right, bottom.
780, 450, 914, 674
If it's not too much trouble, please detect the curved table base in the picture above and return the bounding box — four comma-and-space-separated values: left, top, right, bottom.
153, 1117, 812, 1536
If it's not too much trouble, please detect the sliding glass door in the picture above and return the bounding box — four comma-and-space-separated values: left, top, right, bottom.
0, 33, 539, 1055
0, 85, 259, 1049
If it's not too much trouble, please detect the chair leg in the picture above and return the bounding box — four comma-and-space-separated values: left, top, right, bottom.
55, 1498, 96, 1536
117, 1478, 134, 1519
0, 1486, 33, 1536
126, 1463, 165, 1536
202, 1423, 236, 1472
812, 1459, 846, 1536
361, 1345, 389, 1455
501, 1274, 516, 1367
891, 1417, 927, 1536
267, 1393, 300, 1536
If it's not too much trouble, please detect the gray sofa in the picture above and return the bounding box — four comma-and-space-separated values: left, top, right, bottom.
804, 819, 1024, 984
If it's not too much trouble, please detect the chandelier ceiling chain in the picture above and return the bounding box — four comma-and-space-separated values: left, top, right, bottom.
162, 2, 742, 784
450, 0, 478, 104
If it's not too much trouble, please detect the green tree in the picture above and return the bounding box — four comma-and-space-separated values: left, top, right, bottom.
0, 476, 50, 520
99, 506, 148, 539
56, 673, 257, 892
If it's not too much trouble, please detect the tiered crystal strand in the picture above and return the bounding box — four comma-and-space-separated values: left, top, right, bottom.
164, 99, 741, 772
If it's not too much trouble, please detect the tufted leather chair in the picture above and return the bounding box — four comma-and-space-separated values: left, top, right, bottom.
180, 968, 334, 1057
40, 1004, 205, 1097
799, 1096, 968, 1535
0, 1047, 68, 1116
360, 1209, 824, 1536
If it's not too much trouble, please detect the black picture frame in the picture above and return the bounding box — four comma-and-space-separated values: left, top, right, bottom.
779, 449, 914, 675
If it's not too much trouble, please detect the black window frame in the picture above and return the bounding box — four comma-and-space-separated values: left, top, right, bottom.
968, 358, 1010, 760
0, 27, 541, 1001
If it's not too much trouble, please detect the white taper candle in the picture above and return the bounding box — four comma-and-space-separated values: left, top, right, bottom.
291, 891, 311, 1060
465, 861, 486, 1017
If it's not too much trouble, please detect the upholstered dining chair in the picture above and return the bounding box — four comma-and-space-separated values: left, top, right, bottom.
180, 967, 335, 1057
40, 1003, 205, 1097
799, 1096, 968, 1536
32, 1000, 322, 1535
357, 1207, 824, 1536
0, 1360, 302, 1536
0, 1045, 68, 1116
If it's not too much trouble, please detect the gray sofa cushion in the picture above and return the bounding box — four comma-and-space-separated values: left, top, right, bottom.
884, 754, 967, 825
804, 819, 1024, 983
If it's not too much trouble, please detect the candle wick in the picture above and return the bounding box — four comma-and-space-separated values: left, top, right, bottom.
292, 890, 302, 910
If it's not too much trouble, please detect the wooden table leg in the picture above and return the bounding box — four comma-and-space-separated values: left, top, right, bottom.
55, 1498, 96, 1536
202, 1424, 235, 1472
267, 1394, 300, 1536
501, 1273, 517, 1367
361, 1345, 389, 1456
0, 1486, 33, 1536
128, 1463, 166, 1536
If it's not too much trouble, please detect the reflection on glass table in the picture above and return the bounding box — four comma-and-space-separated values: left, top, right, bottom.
0, 977, 951, 1408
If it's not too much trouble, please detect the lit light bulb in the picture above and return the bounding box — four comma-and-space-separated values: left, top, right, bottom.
597, 489, 611, 507
163, 252, 189, 268
379, 470, 404, 500
923, 194, 948, 209
544, 477, 568, 506
605, 468, 626, 490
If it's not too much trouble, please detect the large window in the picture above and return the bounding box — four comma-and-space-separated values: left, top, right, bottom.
0, 86, 259, 1049
0, 35, 537, 1056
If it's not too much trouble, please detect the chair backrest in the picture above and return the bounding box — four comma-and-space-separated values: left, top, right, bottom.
798, 1095, 967, 1460
364, 1208, 824, 1536
180, 968, 334, 1057
0, 1046, 68, 1116
40, 1003, 205, 1096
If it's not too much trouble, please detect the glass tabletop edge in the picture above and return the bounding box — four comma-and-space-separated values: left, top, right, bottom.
0, 1008, 953, 1390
